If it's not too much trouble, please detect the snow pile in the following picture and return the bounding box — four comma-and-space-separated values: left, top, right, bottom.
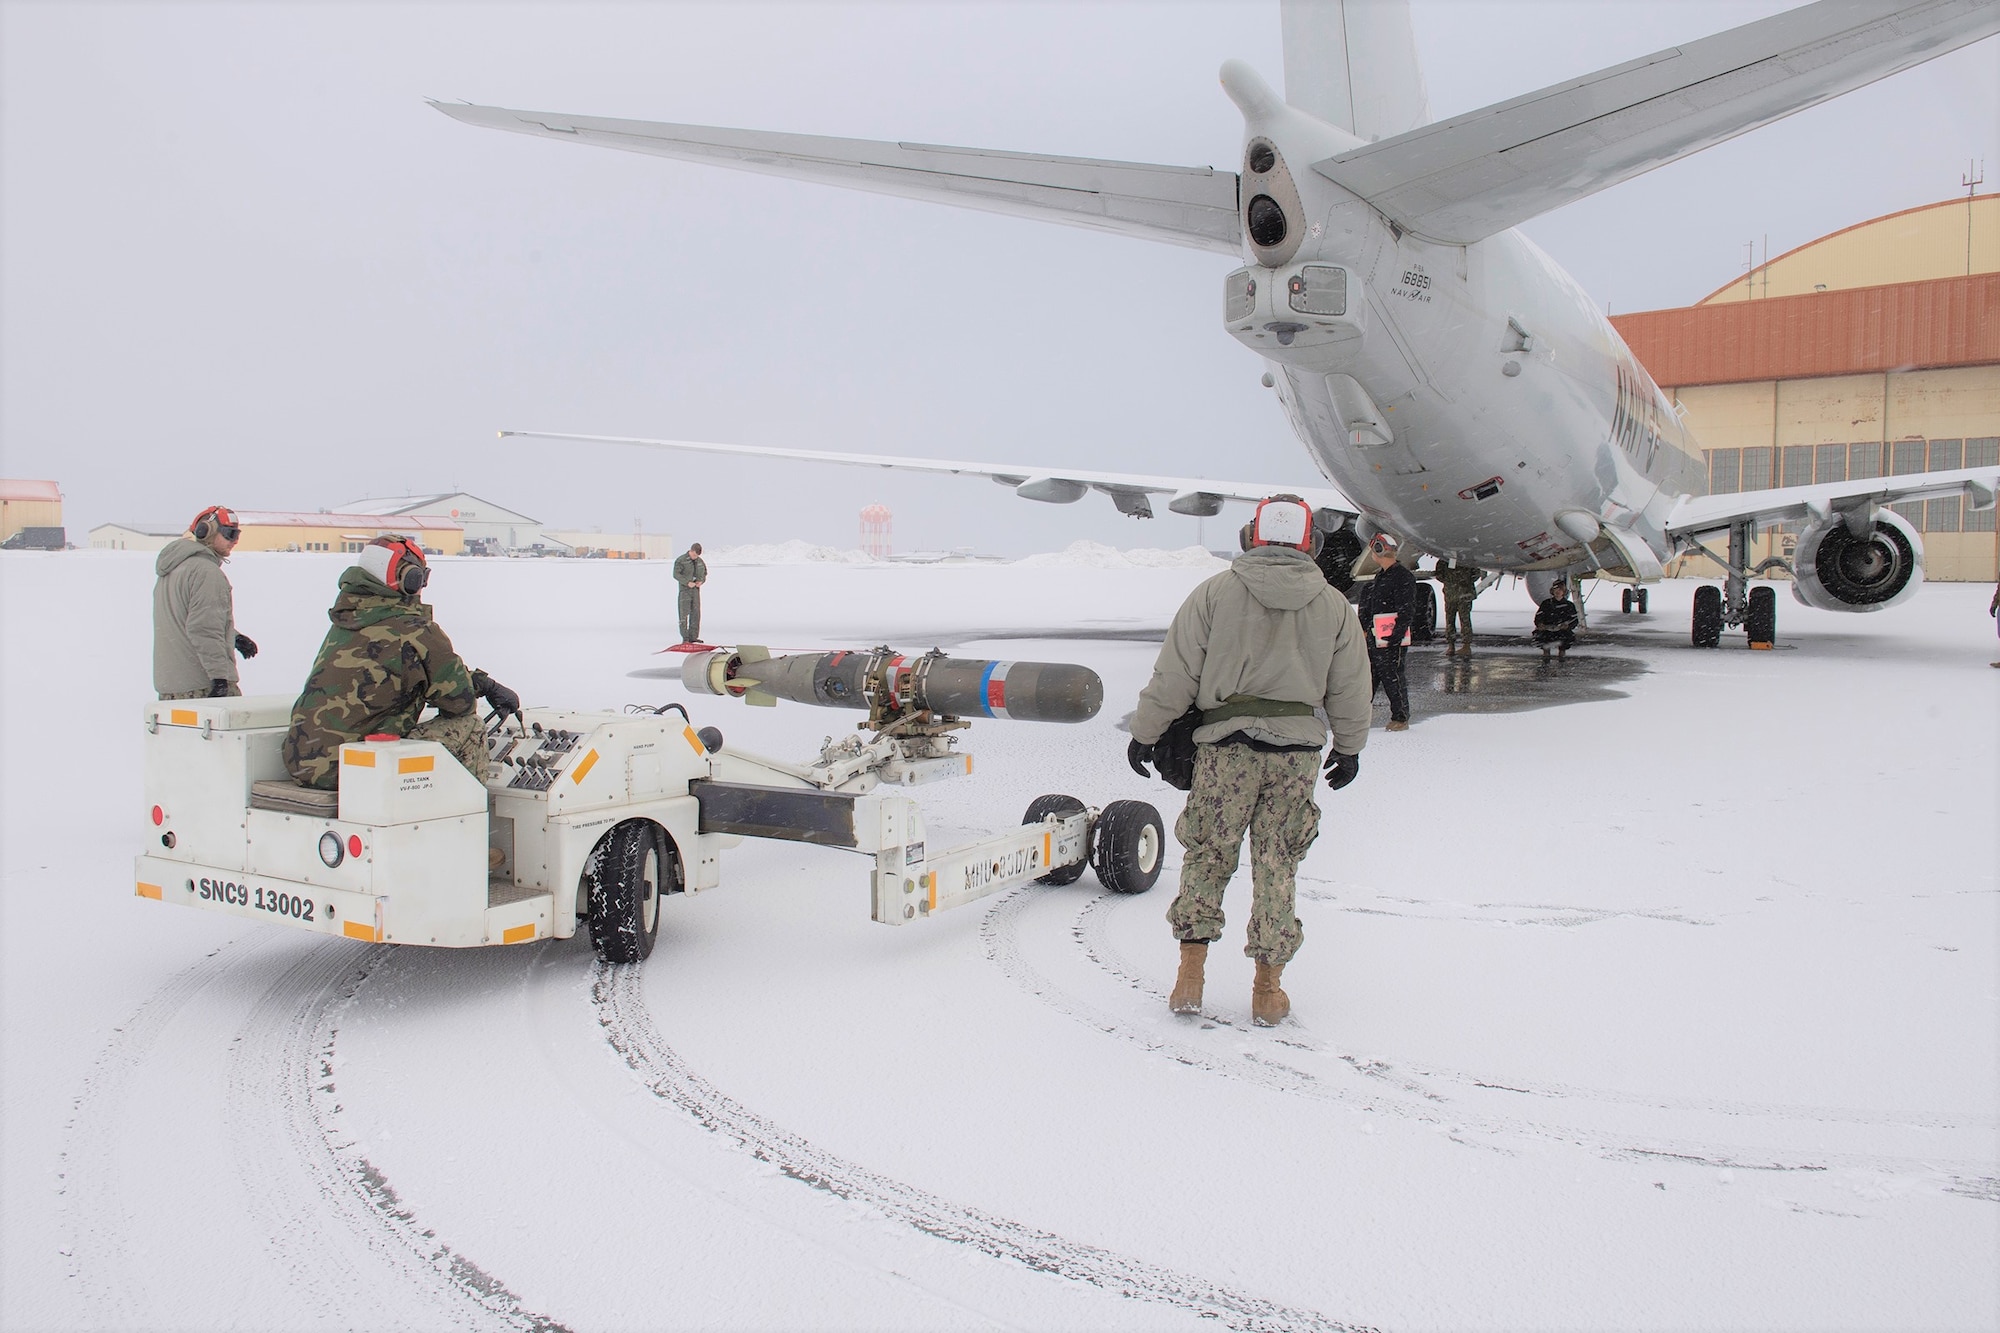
1014, 540, 1227, 571
707, 540, 875, 567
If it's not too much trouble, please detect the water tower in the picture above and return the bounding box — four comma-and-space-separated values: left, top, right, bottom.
860, 504, 892, 558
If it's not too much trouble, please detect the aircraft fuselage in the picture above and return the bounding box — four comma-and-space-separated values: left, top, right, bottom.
1225, 68, 1707, 579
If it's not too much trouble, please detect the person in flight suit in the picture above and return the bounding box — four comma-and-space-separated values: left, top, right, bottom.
673, 542, 707, 644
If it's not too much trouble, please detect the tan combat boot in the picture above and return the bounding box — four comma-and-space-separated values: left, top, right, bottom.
1169, 941, 1208, 1014
1251, 961, 1290, 1026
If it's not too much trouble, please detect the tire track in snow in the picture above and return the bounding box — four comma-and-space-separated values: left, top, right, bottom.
590, 962, 1373, 1333
226, 941, 570, 1332
1007, 886, 1999, 1191
58, 940, 253, 1326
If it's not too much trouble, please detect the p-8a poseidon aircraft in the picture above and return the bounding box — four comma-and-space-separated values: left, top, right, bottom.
437, 0, 2000, 648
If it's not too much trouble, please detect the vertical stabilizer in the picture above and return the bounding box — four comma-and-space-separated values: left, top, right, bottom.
1280, 0, 1430, 142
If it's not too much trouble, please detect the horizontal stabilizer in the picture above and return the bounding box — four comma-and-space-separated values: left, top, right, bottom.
498, 430, 1355, 522
1665, 466, 1999, 536
431, 102, 1242, 255
1313, 0, 2000, 244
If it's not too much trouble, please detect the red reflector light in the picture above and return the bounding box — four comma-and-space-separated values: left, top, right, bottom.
347, 834, 363, 858
151, 805, 164, 826
364, 733, 398, 742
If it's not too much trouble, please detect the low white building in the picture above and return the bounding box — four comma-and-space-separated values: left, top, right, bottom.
90, 522, 181, 552
340, 492, 546, 552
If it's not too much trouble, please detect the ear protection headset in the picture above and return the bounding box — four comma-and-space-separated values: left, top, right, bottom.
190, 505, 240, 542
360, 535, 430, 595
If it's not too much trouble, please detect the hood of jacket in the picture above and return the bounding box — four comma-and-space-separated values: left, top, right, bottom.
1229, 545, 1328, 611
328, 566, 431, 630
155, 536, 217, 578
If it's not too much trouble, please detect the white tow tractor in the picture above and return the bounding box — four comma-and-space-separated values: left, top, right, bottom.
133, 677, 1164, 962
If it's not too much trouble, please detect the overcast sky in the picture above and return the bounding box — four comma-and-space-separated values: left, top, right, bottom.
3, 1, 1994, 554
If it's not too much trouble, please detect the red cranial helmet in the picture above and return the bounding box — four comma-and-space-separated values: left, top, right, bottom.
359, 535, 430, 595
190, 506, 240, 542
1249, 494, 1314, 551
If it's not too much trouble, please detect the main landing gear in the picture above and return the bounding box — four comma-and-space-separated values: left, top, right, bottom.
1620, 587, 1650, 615
1688, 520, 1785, 650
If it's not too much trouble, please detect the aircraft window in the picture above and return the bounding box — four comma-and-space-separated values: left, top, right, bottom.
1782, 444, 1813, 488
1928, 438, 1962, 470
1849, 442, 1884, 480
1247, 141, 1276, 174
1224, 269, 1257, 323
1708, 448, 1740, 494
1247, 195, 1287, 247
1891, 439, 1926, 475
1287, 266, 1346, 316
1740, 446, 1773, 491
1815, 443, 1846, 483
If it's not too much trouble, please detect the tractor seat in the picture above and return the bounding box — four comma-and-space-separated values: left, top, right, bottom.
250, 780, 340, 817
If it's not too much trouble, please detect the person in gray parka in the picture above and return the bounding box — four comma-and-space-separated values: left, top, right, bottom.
1126, 495, 1372, 1026
154, 504, 257, 700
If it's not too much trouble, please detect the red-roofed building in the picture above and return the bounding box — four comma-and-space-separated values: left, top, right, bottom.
0, 479, 64, 545
1611, 195, 1999, 582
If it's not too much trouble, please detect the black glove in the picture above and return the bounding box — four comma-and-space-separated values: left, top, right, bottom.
1127, 736, 1156, 779
473, 670, 522, 717
208, 678, 231, 697
234, 633, 258, 659
1323, 750, 1360, 791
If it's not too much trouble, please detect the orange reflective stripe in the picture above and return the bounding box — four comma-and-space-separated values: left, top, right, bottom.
502, 923, 537, 944
397, 755, 434, 774
136, 882, 162, 900
343, 749, 376, 768
570, 749, 599, 783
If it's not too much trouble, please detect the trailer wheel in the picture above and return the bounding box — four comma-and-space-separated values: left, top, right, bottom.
1692, 585, 1723, 648
587, 820, 677, 963
1091, 800, 1165, 896
1024, 795, 1088, 884
1746, 585, 1777, 648
1410, 583, 1437, 643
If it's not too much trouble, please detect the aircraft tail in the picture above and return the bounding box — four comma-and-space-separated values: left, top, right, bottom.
1280, 0, 1430, 142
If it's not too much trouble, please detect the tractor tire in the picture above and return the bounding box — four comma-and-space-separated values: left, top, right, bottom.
1691, 585, 1723, 648
1410, 583, 1438, 643
586, 820, 676, 963
1091, 800, 1165, 895
1746, 585, 1777, 648
1024, 794, 1088, 885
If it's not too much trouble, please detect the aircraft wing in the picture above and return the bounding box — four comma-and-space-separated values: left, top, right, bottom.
1664, 467, 2000, 537
1312, 0, 2000, 245
498, 430, 1356, 521
430, 102, 1242, 256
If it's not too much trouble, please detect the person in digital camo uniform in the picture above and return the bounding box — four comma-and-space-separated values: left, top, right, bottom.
283, 536, 519, 789
1125, 495, 1372, 1027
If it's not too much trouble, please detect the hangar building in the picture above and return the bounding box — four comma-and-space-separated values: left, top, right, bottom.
1, 478, 64, 545
91, 512, 463, 554
341, 492, 545, 553
1611, 194, 1999, 583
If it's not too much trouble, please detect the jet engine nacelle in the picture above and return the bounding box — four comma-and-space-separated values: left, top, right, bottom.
1790, 509, 1924, 613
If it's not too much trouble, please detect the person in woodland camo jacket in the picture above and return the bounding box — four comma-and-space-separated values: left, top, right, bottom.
283, 536, 519, 789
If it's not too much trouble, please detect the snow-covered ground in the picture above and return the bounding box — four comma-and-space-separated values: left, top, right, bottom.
2, 549, 1995, 1332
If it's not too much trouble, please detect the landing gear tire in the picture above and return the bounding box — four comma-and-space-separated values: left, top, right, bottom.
1746, 585, 1777, 648
1621, 588, 1633, 614
1091, 800, 1165, 896
1411, 583, 1438, 644
1315, 526, 1364, 594
1692, 585, 1723, 648
1024, 794, 1088, 885
587, 819, 676, 963
1637, 587, 1649, 614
